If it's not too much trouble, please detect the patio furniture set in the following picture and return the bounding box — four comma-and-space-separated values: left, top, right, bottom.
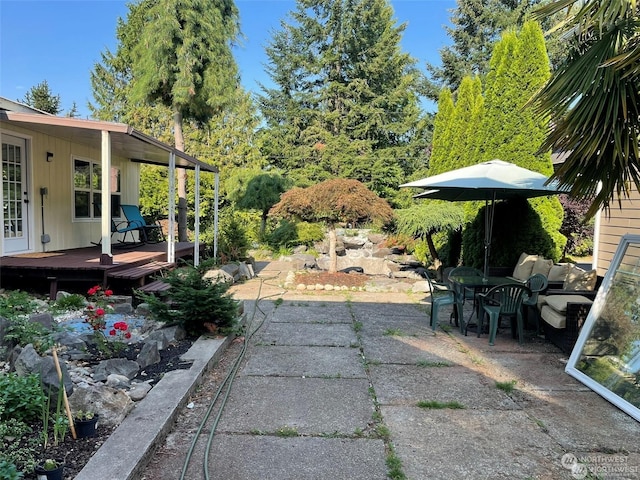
425, 252, 599, 352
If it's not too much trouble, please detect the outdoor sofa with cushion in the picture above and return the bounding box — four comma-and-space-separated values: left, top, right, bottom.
537, 264, 599, 353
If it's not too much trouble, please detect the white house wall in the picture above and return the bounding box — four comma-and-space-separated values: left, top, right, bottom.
1, 123, 140, 253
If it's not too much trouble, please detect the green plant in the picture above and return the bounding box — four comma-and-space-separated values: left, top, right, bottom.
383, 328, 405, 336
218, 213, 250, 262
416, 400, 465, 409
416, 360, 451, 367
0, 373, 46, 424
276, 426, 298, 437
136, 264, 239, 335
495, 380, 517, 393
0, 290, 39, 319
353, 321, 363, 333
51, 293, 86, 313
42, 458, 59, 470
386, 451, 406, 480
0, 459, 23, 479
4, 318, 54, 354
74, 410, 95, 421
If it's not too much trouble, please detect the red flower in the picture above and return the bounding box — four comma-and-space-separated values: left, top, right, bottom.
96, 308, 105, 316
109, 329, 116, 336
86, 305, 94, 311
88, 286, 101, 296
124, 332, 132, 339
104, 289, 113, 296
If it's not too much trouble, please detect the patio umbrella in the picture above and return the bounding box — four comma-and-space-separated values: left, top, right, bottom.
400, 159, 567, 278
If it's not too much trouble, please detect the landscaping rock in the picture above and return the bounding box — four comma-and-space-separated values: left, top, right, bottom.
238, 262, 255, 280
29, 312, 55, 329
204, 268, 235, 284
68, 383, 134, 427
136, 342, 160, 369
160, 325, 186, 343
127, 381, 153, 401
13, 343, 42, 376
106, 373, 131, 389
93, 358, 140, 382
0, 316, 9, 359
40, 355, 74, 396
112, 303, 134, 314
144, 330, 170, 350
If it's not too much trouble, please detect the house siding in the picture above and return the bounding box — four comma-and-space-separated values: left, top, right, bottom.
1, 123, 140, 253
596, 189, 640, 277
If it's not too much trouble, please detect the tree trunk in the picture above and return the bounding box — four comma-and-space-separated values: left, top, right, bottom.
173, 109, 188, 242
426, 234, 443, 278
328, 225, 338, 274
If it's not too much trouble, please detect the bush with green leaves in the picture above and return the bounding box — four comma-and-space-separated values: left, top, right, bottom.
136, 264, 239, 335
268, 220, 297, 248
0, 290, 39, 319
218, 212, 250, 262
0, 407, 36, 477
50, 293, 86, 313
0, 373, 45, 424
4, 317, 54, 354
462, 199, 560, 270
0, 458, 24, 480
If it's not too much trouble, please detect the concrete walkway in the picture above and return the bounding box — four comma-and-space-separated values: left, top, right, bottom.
214, 261, 640, 480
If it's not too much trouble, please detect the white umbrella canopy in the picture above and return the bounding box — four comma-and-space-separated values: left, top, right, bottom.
400, 160, 567, 278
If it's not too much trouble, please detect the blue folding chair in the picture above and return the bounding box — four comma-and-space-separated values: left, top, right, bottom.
91, 203, 143, 247
121, 205, 165, 243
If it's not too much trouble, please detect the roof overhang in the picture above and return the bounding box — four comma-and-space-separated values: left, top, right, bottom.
0, 111, 218, 172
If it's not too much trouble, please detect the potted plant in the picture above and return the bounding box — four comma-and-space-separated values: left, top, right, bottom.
34, 458, 64, 480
73, 410, 99, 438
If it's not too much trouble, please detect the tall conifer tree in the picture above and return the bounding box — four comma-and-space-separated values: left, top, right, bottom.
259, 0, 428, 205
129, 0, 240, 241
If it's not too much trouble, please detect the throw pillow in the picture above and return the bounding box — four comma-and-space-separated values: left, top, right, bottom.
531, 257, 553, 277
563, 266, 597, 291
548, 263, 573, 282
512, 253, 538, 281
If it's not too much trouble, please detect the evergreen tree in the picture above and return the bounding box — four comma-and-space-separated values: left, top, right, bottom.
464, 21, 565, 264
89, 0, 263, 239
428, 88, 455, 176
22, 80, 61, 114
259, 0, 428, 205
447, 76, 484, 169
425, 0, 565, 99
129, 0, 240, 241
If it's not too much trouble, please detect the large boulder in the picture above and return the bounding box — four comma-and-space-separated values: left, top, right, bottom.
68, 383, 134, 427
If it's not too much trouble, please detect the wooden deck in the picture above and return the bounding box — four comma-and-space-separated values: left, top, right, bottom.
0, 242, 202, 298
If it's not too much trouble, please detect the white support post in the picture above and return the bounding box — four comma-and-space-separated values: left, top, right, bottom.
100, 130, 112, 264
167, 153, 176, 263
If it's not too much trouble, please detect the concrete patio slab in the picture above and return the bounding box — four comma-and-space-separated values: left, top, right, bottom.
382, 406, 568, 480
270, 301, 353, 323
201, 435, 388, 480
254, 321, 358, 347
216, 376, 375, 435
369, 364, 520, 410
242, 345, 366, 378
360, 334, 461, 366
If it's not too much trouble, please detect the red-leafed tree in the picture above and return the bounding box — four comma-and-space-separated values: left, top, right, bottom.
270, 179, 394, 273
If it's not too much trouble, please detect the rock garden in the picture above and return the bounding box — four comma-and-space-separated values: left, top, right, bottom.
0, 261, 243, 480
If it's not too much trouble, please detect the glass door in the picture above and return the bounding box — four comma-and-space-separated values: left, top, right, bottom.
2, 135, 30, 254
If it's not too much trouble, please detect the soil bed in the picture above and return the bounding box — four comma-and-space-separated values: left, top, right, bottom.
294, 271, 369, 288
19, 337, 195, 479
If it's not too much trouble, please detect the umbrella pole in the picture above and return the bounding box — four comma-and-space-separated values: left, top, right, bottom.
483, 194, 496, 279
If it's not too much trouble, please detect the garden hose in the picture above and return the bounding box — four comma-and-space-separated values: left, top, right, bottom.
179, 272, 286, 480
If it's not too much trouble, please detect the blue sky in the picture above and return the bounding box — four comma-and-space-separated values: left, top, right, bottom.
0, 0, 455, 118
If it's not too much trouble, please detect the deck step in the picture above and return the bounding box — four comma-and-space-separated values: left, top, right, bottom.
107, 261, 173, 282
136, 279, 171, 293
